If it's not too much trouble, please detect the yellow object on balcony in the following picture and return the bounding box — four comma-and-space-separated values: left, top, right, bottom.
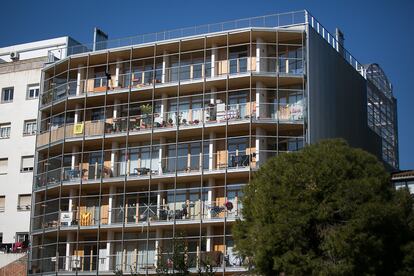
73, 123, 84, 134
80, 212, 92, 226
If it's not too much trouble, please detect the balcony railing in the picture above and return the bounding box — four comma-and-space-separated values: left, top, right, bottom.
36, 248, 245, 274
32, 199, 242, 232
34, 148, 264, 188
37, 102, 304, 148
40, 56, 304, 107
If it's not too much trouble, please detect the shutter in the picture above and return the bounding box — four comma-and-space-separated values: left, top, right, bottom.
19, 195, 31, 208
0, 159, 8, 174
0, 196, 5, 209
22, 156, 34, 170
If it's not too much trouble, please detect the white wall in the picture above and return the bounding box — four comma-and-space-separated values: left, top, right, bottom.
0, 37, 72, 244
0, 37, 69, 62
0, 65, 41, 243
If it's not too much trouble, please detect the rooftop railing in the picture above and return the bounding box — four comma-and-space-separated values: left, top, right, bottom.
47, 10, 364, 78
306, 11, 365, 77
49, 10, 307, 60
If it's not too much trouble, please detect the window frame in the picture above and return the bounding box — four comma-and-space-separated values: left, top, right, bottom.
0, 196, 5, 212
0, 158, 8, 175
0, 123, 11, 139
1, 87, 14, 103
15, 232, 29, 243
20, 155, 34, 173
23, 119, 37, 136
17, 194, 31, 211
26, 84, 40, 100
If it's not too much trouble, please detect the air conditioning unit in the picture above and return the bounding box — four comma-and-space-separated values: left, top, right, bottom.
10, 51, 19, 61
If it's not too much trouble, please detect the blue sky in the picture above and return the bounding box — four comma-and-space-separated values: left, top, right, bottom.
0, 0, 412, 169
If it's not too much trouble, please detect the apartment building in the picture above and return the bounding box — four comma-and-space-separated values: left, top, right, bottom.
29, 10, 398, 275
0, 37, 79, 251
392, 170, 414, 194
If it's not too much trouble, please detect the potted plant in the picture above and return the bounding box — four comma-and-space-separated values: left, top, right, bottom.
182, 118, 187, 125
140, 104, 152, 127
140, 104, 152, 115
168, 118, 174, 127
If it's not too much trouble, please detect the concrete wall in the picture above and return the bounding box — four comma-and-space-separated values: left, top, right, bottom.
0, 61, 42, 243
0, 37, 69, 63
0, 37, 73, 244
307, 27, 382, 159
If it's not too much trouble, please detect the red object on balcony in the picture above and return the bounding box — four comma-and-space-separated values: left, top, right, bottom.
225, 201, 234, 211
12, 242, 23, 253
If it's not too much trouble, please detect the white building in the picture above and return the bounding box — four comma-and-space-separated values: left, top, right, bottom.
0, 37, 79, 247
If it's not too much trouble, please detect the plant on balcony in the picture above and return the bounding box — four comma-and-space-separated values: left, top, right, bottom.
198, 256, 217, 276
132, 121, 140, 130
156, 232, 192, 276
140, 104, 152, 116
140, 104, 152, 128
114, 264, 139, 276
168, 118, 174, 127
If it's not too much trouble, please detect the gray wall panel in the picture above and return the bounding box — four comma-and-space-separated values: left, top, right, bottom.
307, 27, 382, 160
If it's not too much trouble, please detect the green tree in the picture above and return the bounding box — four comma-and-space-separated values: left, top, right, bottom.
233, 139, 414, 276
156, 232, 192, 276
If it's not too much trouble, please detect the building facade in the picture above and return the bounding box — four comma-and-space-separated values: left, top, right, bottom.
29, 11, 398, 275
392, 170, 414, 194
0, 37, 78, 250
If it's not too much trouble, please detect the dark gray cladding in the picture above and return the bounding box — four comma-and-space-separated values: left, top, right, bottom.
307, 27, 382, 162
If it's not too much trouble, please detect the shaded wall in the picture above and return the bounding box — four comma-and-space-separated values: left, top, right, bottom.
307, 27, 382, 160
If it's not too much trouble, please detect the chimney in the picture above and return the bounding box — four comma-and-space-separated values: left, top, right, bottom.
335, 28, 345, 56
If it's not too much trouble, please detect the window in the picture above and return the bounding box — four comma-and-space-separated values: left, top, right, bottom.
408, 181, 414, 194
0, 196, 5, 212
0, 123, 11, 139
23, 120, 37, 136
15, 233, 28, 243
21, 156, 34, 172
17, 194, 31, 211
27, 84, 40, 99
1, 87, 14, 103
0, 158, 7, 174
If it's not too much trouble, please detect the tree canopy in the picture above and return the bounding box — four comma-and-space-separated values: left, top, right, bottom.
233, 139, 414, 275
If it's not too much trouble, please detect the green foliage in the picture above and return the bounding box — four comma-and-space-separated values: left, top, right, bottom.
197, 255, 217, 276
156, 232, 191, 276
171, 234, 191, 275
140, 104, 152, 114
233, 139, 414, 276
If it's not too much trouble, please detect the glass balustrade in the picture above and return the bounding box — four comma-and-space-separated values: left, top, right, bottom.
39, 57, 304, 107
37, 100, 304, 148
34, 149, 279, 189
36, 244, 245, 274
32, 200, 243, 232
